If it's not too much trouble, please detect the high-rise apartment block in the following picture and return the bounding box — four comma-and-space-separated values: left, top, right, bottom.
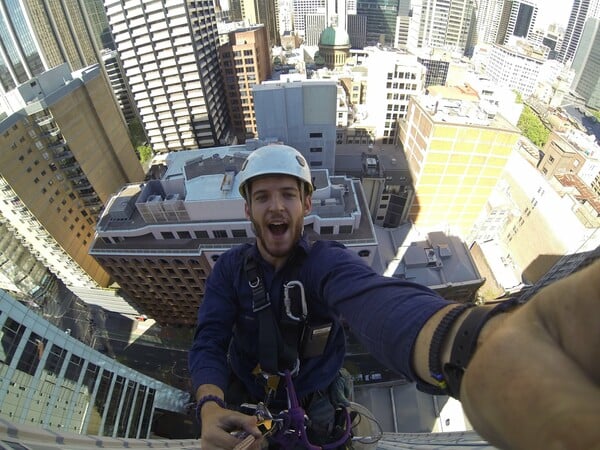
89, 144, 378, 326
105, 0, 231, 153
219, 25, 272, 143
253, 80, 338, 171
0, 290, 187, 438
399, 88, 521, 238
0, 64, 143, 288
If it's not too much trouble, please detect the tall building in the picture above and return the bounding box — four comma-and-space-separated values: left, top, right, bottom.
559, 0, 600, 64
357, 0, 404, 46
105, 0, 231, 153
496, 0, 539, 45
570, 18, 600, 109
219, 25, 271, 143
229, 0, 280, 47
0, 290, 187, 438
485, 41, 547, 98
292, 0, 326, 37
253, 80, 338, 171
0, 0, 97, 93
398, 88, 521, 237
0, 64, 143, 288
361, 47, 426, 144
407, 0, 476, 55
472, 0, 505, 45
89, 145, 378, 326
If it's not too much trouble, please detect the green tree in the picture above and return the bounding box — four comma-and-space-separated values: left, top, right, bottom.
128, 118, 147, 148
137, 145, 153, 163
517, 105, 550, 147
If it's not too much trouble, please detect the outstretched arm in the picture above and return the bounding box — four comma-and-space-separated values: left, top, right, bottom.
413, 259, 600, 449
460, 260, 600, 449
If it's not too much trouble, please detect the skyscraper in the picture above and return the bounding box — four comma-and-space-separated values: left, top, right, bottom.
570, 17, 600, 109
496, 0, 539, 45
399, 89, 521, 237
357, 0, 404, 46
105, 0, 231, 153
408, 0, 476, 54
0, 64, 143, 288
559, 0, 600, 64
219, 25, 272, 143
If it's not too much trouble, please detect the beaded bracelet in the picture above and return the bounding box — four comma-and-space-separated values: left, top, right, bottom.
428, 303, 473, 392
196, 394, 226, 422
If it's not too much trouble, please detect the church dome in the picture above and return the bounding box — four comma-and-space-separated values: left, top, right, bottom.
319, 26, 350, 47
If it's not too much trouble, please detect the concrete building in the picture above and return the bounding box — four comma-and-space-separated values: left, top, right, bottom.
0, 289, 187, 438
318, 25, 352, 69
89, 144, 378, 327
559, 0, 600, 64
361, 47, 426, 144
570, 18, 600, 109
472, 0, 505, 46
407, 0, 476, 55
485, 41, 547, 98
478, 149, 600, 283
356, 0, 405, 47
539, 131, 598, 180
335, 144, 415, 228
229, 0, 280, 47
218, 25, 272, 143
496, 0, 539, 45
385, 230, 485, 303
0, 64, 143, 289
253, 80, 338, 171
398, 89, 521, 238
105, 0, 231, 153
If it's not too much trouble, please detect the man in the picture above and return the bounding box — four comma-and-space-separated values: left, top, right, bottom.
189, 144, 600, 450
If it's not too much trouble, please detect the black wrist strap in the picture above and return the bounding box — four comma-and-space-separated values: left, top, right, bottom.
428, 303, 473, 391
443, 299, 520, 398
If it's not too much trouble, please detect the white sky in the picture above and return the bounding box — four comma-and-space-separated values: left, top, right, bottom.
536, 1, 573, 28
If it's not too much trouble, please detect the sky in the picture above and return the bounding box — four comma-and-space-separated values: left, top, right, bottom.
536, 0, 573, 28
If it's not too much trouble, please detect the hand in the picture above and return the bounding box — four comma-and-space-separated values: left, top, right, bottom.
461, 259, 600, 449
200, 402, 264, 450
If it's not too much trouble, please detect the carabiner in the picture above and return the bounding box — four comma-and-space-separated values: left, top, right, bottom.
283, 280, 307, 321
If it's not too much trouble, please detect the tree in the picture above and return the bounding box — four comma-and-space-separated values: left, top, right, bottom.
128, 118, 147, 148
517, 105, 550, 147
137, 145, 153, 163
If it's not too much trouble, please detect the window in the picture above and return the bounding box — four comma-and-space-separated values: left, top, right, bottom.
309, 132, 322, 138
320, 226, 334, 234
310, 147, 322, 152
213, 230, 227, 238
232, 229, 247, 238
161, 231, 175, 239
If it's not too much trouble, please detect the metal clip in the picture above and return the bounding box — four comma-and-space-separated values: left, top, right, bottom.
283, 280, 307, 321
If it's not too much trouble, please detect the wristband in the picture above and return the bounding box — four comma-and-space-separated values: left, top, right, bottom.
196, 394, 226, 422
428, 303, 473, 392
443, 299, 520, 398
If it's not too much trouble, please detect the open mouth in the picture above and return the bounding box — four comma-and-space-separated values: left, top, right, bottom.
268, 222, 289, 236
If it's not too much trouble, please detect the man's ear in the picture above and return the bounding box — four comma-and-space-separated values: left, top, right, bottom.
304, 195, 312, 216
244, 201, 251, 219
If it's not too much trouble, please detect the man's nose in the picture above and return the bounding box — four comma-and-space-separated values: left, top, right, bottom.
268, 194, 285, 210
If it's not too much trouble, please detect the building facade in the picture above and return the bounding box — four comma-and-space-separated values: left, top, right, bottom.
496, 0, 538, 45
0, 290, 187, 438
571, 18, 600, 109
0, 64, 143, 288
253, 80, 338, 171
398, 90, 521, 238
219, 25, 271, 143
105, 0, 231, 153
89, 145, 378, 327
559, 0, 600, 64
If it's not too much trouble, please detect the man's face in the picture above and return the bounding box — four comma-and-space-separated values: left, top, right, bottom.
245, 175, 312, 269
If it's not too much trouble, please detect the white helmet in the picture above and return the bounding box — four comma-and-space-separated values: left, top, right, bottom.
238, 144, 313, 199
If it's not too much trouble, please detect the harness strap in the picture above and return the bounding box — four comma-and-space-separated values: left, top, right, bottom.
244, 251, 302, 375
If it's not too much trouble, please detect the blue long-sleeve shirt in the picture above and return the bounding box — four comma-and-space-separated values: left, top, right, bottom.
189, 238, 451, 403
